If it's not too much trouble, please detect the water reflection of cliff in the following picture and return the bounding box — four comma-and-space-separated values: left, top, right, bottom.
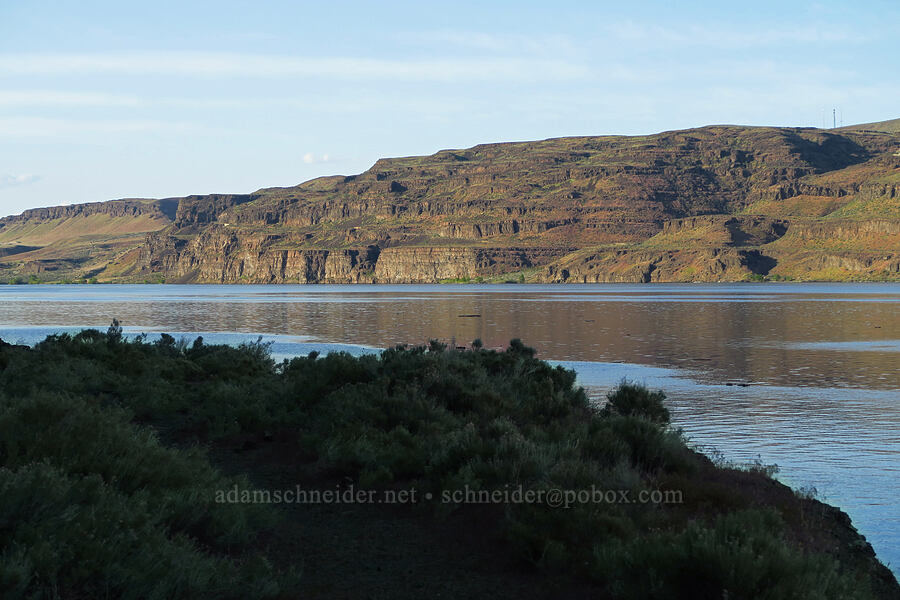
2, 285, 897, 390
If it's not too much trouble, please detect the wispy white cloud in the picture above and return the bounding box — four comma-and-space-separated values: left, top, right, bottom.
302, 152, 330, 164
155, 95, 470, 113
0, 90, 142, 107
606, 21, 871, 47
0, 116, 181, 137
0, 173, 41, 188
396, 31, 577, 55
0, 53, 588, 83
0, 89, 492, 115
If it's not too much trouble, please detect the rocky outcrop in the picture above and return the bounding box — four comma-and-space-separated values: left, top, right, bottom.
172, 194, 257, 229
374, 247, 478, 283
138, 234, 188, 273
763, 180, 898, 204
546, 248, 777, 283
0, 199, 178, 226
137, 228, 380, 283
657, 216, 790, 246
140, 230, 571, 283
781, 219, 900, 242
772, 249, 900, 276
438, 219, 576, 239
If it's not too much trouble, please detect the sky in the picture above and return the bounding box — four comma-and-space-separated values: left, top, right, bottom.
1, 0, 898, 217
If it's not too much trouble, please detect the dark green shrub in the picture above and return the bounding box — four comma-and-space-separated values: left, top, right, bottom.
601, 380, 671, 424
590, 509, 868, 600
0, 392, 281, 599
106, 318, 123, 344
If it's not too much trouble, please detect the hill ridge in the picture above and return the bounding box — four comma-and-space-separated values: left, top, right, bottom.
1, 122, 898, 283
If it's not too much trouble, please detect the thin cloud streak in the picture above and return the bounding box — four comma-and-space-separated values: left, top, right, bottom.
0, 90, 142, 107
0, 90, 481, 115
396, 31, 578, 55
0, 116, 184, 137
0, 173, 41, 189
0, 53, 588, 83
606, 21, 872, 47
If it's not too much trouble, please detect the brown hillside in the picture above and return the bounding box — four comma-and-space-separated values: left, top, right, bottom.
2, 123, 898, 283
839, 118, 900, 135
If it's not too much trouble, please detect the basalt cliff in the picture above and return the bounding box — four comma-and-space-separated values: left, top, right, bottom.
2, 120, 899, 283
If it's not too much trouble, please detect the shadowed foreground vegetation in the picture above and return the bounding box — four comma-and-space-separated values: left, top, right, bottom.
0, 328, 896, 599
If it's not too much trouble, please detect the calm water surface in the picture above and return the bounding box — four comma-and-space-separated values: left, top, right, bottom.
1, 283, 897, 573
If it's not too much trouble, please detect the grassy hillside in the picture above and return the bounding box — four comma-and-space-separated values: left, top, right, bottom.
0, 331, 896, 598
1, 122, 898, 283
0, 199, 174, 283
840, 118, 900, 134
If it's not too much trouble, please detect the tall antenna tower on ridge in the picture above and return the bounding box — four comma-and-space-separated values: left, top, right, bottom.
833, 108, 836, 129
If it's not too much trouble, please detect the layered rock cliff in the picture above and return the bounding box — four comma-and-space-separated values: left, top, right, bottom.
1, 121, 898, 283
1, 198, 178, 224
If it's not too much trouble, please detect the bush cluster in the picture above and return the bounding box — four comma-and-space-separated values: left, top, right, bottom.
0, 328, 882, 599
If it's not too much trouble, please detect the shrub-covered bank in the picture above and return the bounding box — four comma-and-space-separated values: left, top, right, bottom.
0, 329, 896, 599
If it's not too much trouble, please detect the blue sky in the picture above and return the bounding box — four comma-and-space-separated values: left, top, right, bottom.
1, 0, 898, 217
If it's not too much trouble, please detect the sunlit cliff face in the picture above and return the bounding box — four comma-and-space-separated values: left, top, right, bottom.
2, 125, 899, 285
